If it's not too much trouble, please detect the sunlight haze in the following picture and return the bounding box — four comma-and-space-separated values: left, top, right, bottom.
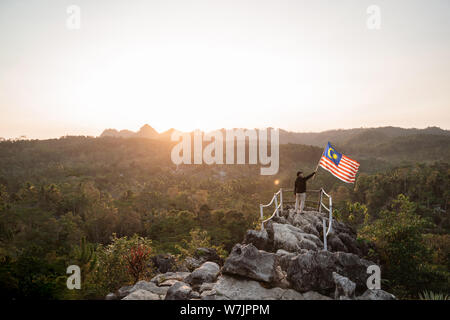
0, 0, 449, 139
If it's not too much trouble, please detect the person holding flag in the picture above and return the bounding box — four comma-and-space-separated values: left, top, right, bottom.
317, 142, 360, 183
294, 170, 316, 214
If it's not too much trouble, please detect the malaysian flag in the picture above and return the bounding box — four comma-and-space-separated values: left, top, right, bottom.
318, 142, 360, 183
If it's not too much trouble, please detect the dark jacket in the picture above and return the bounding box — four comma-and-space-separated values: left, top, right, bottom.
294, 172, 315, 194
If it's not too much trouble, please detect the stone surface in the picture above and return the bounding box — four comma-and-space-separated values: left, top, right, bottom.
185, 262, 220, 288
105, 292, 117, 300
357, 289, 396, 300
151, 254, 177, 273
130, 280, 168, 296
287, 250, 372, 294
222, 244, 279, 283
165, 281, 193, 300
303, 291, 333, 300
204, 275, 286, 300
116, 285, 133, 299
150, 272, 190, 285
122, 289, 161, 300
194, 247, 224, 266
199, 282, 215, 293
159, 279, 179, 287
270, 222, 323, 252
243, 229, 270, 251
333, 272, 356, 300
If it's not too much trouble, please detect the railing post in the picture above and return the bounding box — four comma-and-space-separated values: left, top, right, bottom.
322, 218, 327, 251
318, 189, 323, 213
328, 197, 333, 234
280, 188, 283, 214
274, 194, 279, 217
260, 204, 264, 231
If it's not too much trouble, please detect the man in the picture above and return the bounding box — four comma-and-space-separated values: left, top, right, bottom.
294, 170, 316, 214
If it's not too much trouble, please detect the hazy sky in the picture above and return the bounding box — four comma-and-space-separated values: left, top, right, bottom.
1, 0, 449, 139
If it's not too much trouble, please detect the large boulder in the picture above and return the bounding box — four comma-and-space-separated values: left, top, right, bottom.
130, 280, 168, 297
165, 281, 194, 300
151, 254, 177, 273
184, 247, 224, 270
185, 262, 220, 289
287, 250, 373, 294
270, 222, 323, 252
122, 289, 161, 300
201, 275, 330, 300
222, 244, 280, 283
243, 229, 271, 251
202, 275, 285, 300
276, 249, 302, 271
194, 247, 224, 266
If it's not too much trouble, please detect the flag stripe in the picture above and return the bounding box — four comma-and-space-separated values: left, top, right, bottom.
319, 160, 355, 183
320, 158, 357, 180
342, 155, 360, 168
335, 160, 358, 175
320, 157, 357, 178
319, 158, 356, 183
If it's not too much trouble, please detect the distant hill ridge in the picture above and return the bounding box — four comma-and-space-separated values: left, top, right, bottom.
100, 125, 449, 147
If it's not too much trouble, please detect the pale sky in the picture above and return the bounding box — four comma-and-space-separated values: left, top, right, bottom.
1, 0, 449, 139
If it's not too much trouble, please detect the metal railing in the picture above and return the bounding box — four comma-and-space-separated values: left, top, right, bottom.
259, 187, 333, 251
260, 189, 283, 230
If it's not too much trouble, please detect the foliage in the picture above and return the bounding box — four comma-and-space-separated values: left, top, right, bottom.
359, 194, 448, 298
89, 234, 154, 297
0, 137, 448, 299
418, 290, 449, 300
175, 228, 227, 265
125, 244, 152, 283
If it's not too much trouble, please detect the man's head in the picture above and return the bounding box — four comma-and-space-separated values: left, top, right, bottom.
297, 171, 303, 177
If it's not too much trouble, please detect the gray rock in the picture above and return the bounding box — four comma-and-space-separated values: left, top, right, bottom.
271, 222, 323, 252
184, 257, 203, 271
116, 285, 133, 299
122, 289, 161, 300
165, 281, 193, 300
303, 291, 333, 300
199, 282, 215, 293
206, 275, 286, 300
327, 233, 349, 253
194, 247, 224, 266
185, 262, 220, 288
287, 250, 373, 294
280, 289, 305, 300
105, 292, 117, 300
203, 275, 314, 300
276, 249, 303, 271
333, 272, 356, 300
130, 280, 168, 296
151, 254, 177, 273
159, 279, 179, 287
357, 289, 396, 300
150, 272, 190, 285
222, 244, 280, 283
243, 229, 270, 251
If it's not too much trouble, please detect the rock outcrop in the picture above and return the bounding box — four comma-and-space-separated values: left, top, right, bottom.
110, 207, 395, 300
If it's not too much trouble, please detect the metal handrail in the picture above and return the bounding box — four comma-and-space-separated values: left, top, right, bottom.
259, 187, 333, 251
260, 189, 283, 230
